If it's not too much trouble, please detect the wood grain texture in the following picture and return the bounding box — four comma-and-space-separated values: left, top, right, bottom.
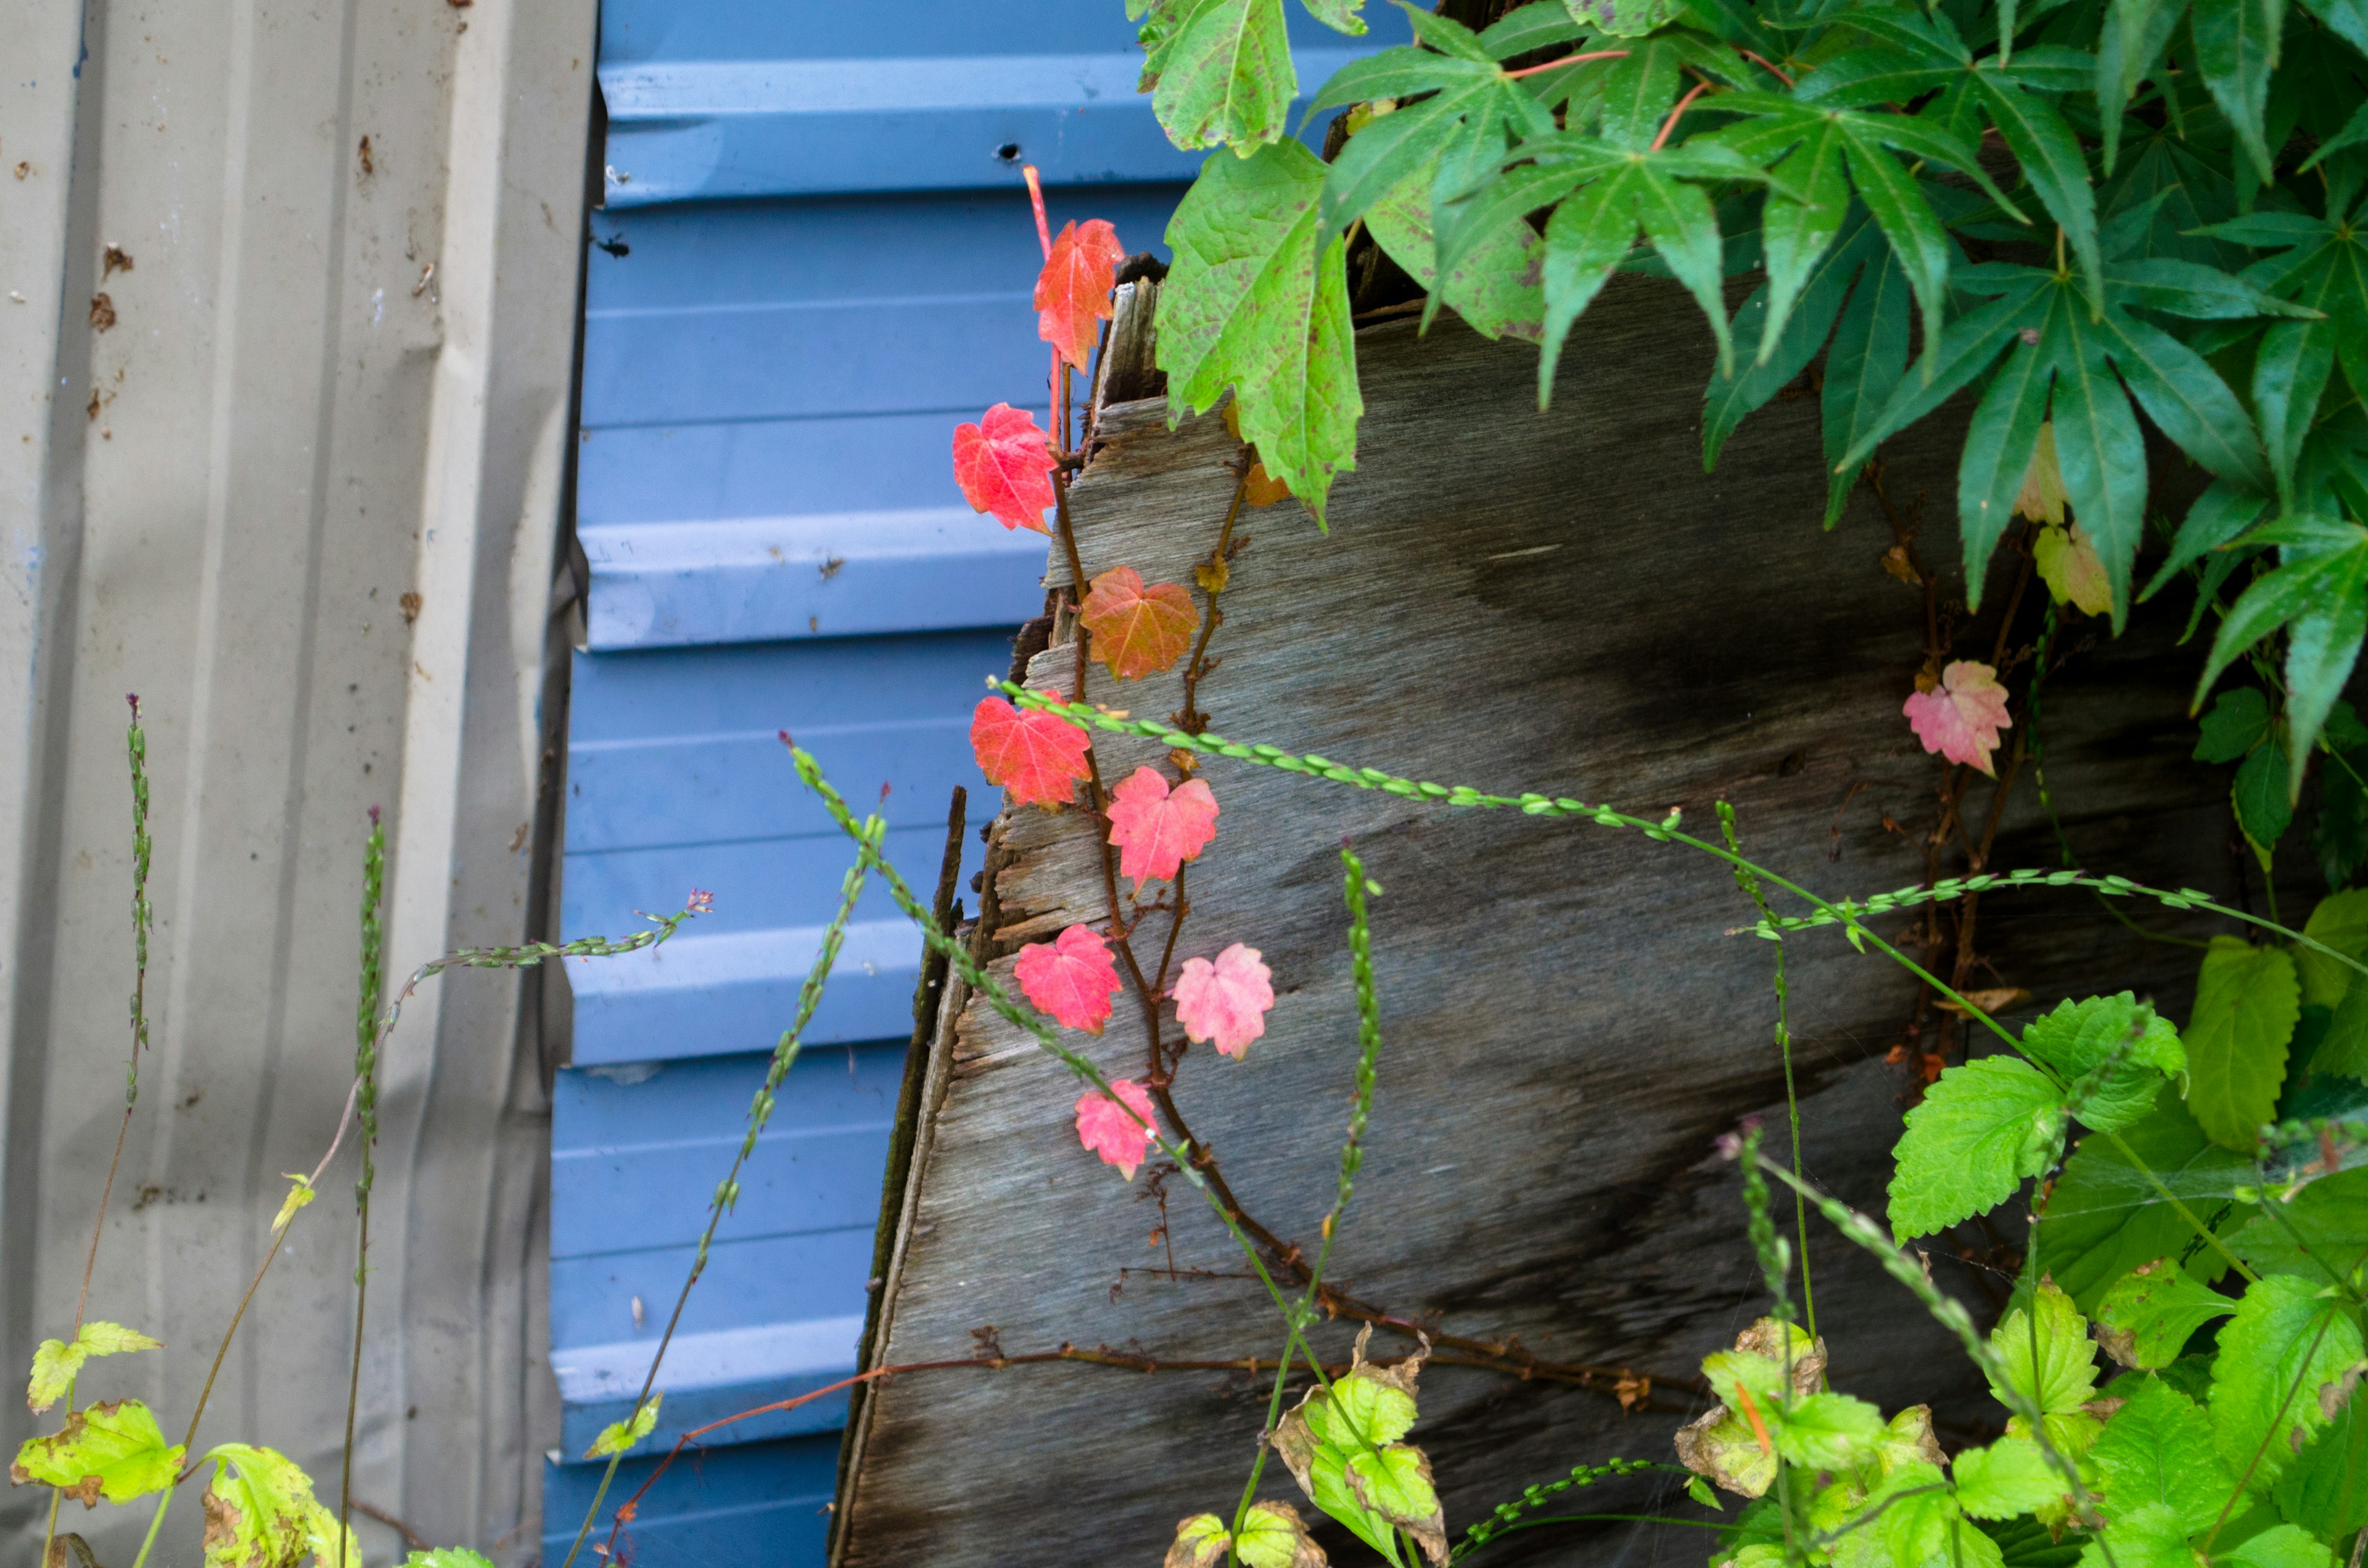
831, 276, 2276, 1567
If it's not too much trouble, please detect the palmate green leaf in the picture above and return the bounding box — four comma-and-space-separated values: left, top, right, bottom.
1364, 156, 1545, 343
1159, 140, 1360, 523
2186, 937, 2302, 1151
583, 1392, 661, 1459
1149, 0, 1298, 153
1478, 1, 1584, 58
2089, 1376, 2237, 1532
2145, 482, 2272, 602
1756, 121, 1851, 360
1597, 36, 1685, 151
1889, 1055, 2066, 1241
1705, 218, 1881, 468
2295, 887, 2368, 1009
2096, 1258, 2239, 1368
2211, 1272, 2366, 1490
1822, 249, 1913, 525
2192, 0, 2286, 182
27, 1321, 163, 1413
2038, 1085, 2251, 1312
2274, 1392, 2368, 1538
2020, 993, 2185, 1134
2097, 0, 2188, 173
1951, 1437, 2061, 1519
1970, 75, 2102, 313
2228, 1167, 2368, 1282
9, 1398, 183, 1506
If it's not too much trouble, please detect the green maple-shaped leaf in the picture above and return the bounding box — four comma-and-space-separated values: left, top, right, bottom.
2089, 1376, 2236, 1534
1362, 158, 1545, 345
1147, 0, 1297, 153
200, 1443, 341, 1568
2186, 937, 2301, 1151
1159, 140, 1361, 524
2211, 1273, 2366, 1492
2096, 1260, 2240, 1369
2020, 993, 2186, 1134
27, 1321, 163, 1413
1950, 1436, 2060, 1519
10, 1399, 183, 1506
583, 1392, 662, 1460
1889, 1055, 2066, 1240
1986, 1280, 2104, 1457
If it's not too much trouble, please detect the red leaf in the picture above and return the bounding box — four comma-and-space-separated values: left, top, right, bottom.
971, 696, 1090, 807
1902, 660, 2012, 776
1173, 943, 1274, 1059
952, 403, 1055, 532
1074, 1077, 1158, 1180
1079, 565, 1198, 680
1036, 218, 1126, 372
1016, 924, 1123, 1034
1105, 767, 1219, 892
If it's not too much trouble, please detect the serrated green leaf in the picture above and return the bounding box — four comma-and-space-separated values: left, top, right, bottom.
27, 1321, 163, 1414
1775, 1392, 1887, 1471
1563, 0, 1684, 38
1841, 132, 1955, 369
2047, 311, 2150, 628
200, 1442, 345, 1568
1365, 158, 1545, 343
2199, 528, 2367, 705
2282, 542, 2368, 781
2097, 0, 2185, 173
1988, 1279, 2102, 1422
1971, 76, 2100, 314
1299, 0, 1367, 34
1952, 1437, 2061, 1518
1758, 121, 1851, 361
401, 1554, 500, 1568
2296, 889, 2368, 1008
583, 1393, 661, 1460
1823, 249, 1914, 524
1151, 0, 1297, 153
2145, 482, 2271, 602
2040, 1088, 2252, 1311
2073, 1500, 2194, 1568
1159, 141, 1360, 523
1958, 339, 2055, 591
2192, 0, 2286, 183
2235, 744, 2296, 852
1346, 1443, 1441, 1524
2089, 1376, 2237, 1533
1704, 222, 1875, 468
2255, 319, 2337, 507
2095, 310, 2269, 496
2229, 1167, 2368, 1283
2227, 1524, 2340, 1568
2022, 993, 2187, 1134
2195, 687, 2274, 763
2097, 1260, 2240, 1368
9, 1399, 183, 1506
2211, 1271, 2366, 1490
1597, 37, 1684, 151
1889, 1055, 2067, 1240
2187, 937, 2301, 1151
1537, 169, 1643, 403
2273, 1391, 2368, 1538
1479, 2, 1583, 59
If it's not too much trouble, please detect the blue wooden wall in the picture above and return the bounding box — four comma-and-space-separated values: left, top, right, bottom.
545, 6, 1381, 1562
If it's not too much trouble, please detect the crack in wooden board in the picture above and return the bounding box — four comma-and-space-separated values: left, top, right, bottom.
831, 277, 2278, 1567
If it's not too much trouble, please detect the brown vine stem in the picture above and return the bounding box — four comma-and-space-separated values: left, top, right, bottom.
1178, 464, 1252, 734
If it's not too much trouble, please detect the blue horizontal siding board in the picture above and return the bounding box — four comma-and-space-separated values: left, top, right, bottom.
543, 1434, 839, 1567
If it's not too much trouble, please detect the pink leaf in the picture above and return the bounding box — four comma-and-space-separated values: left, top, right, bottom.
1105, 767, 1219, 892
951, 403, 1055, 533
1172, 943, 1274, 1059
970, 696, 1090, 808
1075, 1078, 1159, 1180
1902, 660, 2013, 776
1014, 924, 1122, 1035
1036, 218, 1127, 372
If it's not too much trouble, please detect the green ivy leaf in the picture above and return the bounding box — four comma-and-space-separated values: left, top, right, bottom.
9, 1399, 183, 1506
200, 1443, 347, 1568
2186, 937, 2303, 1151
583, 1393, 662, 1460
1951, 1437, 2060, 1519
2210, 1272, 2367, 1491
26, 1321, 163, 1414
2227, 1167, 2368, 1284
2195, 686, 2274, 762
2296, 888, 2368, 1009
1148, 0, 1297, 153
1159, 141, 1360, 524
2039, 1086, 2251, 1311
2087, 1376, 2237, 1533
2019, 993, 2186, 1134
1888, 1055, 2067, 1241
2096, 1259, 2240, 1368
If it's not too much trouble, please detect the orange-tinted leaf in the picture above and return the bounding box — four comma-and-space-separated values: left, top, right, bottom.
1080, 566, 1198, 680
952, 403, 1055, 532
1016, 924, 1123, 1034
1173, 942, 1273, 1059
1902, 660, 2013, 776
970, 696, 1090, 807
1243, 458, 1292, 506
1106, 766, 1219, 892
1037, 218, 1126, 372
1075, 1077, 1158, 1179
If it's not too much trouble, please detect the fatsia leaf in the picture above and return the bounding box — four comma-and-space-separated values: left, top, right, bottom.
1079, 565, 1198, 681
1037, 218, 1127, 372
2210, 1271, 2366, 1490
583, 1394, 660, 1459
969, 696, 1090, 808
200, 1442, 343, 1568
10, 1400, 183, 1507
2296, 888, 2368, 1009
1889, 1054, 2064, 1239
2185, 937, 2301, 1152
27, 1322, 163, 1413
1173, 942, 1275, 1058
2089, 1376, 2236, 1533
1951, 1437, 2061, 1519
1160, 141, 1360, 523
2096, 1259, 2240, 1368
1901, 661, 2014, 776
952, 404, 1056, 533
1151, 0, 1297, 152
1075, 1078, 1159, 1178
2038, 1087, 2251, 1312
2019, 993, 2185, 1135
1014, 924, 1124, 1035
2227, 1167, 2368, 1283
1106, 768, 1220, 892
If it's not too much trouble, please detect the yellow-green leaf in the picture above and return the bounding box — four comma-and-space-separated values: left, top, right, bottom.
200, 1443, 332, 1568
11, 1399, 184, 1506
270, 1175, 316, 1236
1166, 1513, 1233, 1568
583, 1393, 662, 1460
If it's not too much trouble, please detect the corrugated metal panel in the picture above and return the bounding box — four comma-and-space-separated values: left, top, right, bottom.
0, 0, 597, 1562
546, 6, 1386, 1562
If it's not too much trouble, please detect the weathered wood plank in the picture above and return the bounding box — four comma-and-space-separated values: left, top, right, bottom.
830, 276, 2271, 1566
